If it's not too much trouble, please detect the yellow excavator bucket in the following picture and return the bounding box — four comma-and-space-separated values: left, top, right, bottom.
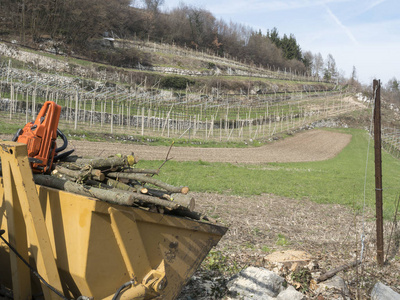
0, 141, 227, 299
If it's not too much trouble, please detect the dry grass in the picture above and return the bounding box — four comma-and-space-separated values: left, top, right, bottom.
188, 192, 400, 299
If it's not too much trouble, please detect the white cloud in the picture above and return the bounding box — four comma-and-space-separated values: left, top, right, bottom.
324, 6, 359, 45
361, 0, 387, 13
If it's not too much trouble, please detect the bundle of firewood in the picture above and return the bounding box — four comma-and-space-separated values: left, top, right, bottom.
31, 154, 208, 221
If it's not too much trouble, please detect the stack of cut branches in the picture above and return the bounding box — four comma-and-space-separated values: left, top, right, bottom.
32, 154, 208, 221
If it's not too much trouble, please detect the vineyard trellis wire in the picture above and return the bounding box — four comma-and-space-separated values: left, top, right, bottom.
0, 38, 331, 84
115, 38, 327, 83
0, 61, 362, 142
381, 127, 400, 159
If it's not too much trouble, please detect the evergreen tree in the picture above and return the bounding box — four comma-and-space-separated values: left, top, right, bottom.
280, 33, 301, 60
269, 27, 280, 47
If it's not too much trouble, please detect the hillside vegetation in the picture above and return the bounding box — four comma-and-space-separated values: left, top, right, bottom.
0, 0, 345, 84
0, 40, 335, 95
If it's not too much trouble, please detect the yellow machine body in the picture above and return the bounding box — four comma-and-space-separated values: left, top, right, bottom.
0, 141, 227, 299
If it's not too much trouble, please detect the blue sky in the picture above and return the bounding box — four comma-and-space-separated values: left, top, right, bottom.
161, 0, 400, 85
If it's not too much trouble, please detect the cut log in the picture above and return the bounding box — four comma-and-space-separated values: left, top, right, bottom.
91, 169, 105, 181
33, 175, 184, 210
57, 162, 81, 170
106, 178, 137, 193
76, 157, 126, 169
170, 193, 195, 211
85, 179, 113, 189
60, 156, 133, 169
133, 184, 148, 194
106, 178, 148, 194
146, 189, 195, 211
33, 175, 135, 206
62, 155, 136, 166
146, 188, 170, 200
54, 165, 105, 181
51, 171, 75, 182
107, 172, 189, 194
124, 193, 180, 210
54, 165, 81, 178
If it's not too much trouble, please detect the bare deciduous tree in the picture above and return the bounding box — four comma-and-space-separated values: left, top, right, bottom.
302, 51, 313, 76
143, 0, 164, 13
313, 52, 324, 79
323, 54, 337, 82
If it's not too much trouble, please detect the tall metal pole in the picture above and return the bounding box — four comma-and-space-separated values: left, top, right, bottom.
373, 79, 384, 265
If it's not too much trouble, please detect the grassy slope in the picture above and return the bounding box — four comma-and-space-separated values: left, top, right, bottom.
136, 128, 400, 219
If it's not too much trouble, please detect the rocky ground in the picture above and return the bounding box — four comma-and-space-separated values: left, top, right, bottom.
176, 192, 400, 299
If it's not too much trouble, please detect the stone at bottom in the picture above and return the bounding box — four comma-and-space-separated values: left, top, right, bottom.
226, 266, 305, 300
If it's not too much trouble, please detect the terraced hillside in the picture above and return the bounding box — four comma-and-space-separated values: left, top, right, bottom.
0, 40, 334, 94
0, 40, 357, 145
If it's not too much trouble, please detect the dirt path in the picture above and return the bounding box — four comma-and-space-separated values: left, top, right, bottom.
65, 129, 351, 163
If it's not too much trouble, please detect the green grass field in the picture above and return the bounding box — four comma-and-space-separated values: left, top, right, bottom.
136, 128, 400, 219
